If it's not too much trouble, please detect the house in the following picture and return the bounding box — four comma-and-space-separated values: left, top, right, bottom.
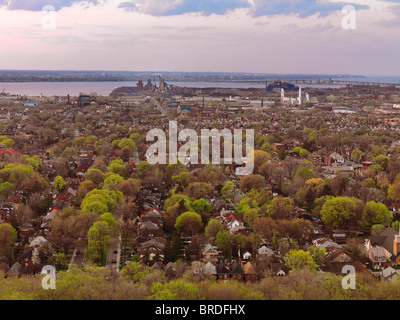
271, 263, 289, 277
382, 267, 400, 282
5, 262, 21, 278
203, 261, 217, 276
330, 152, 345, 164
19, 248, 47, 268
243, 262, 257, 282
19, 223, 34, 236
313, 237, 342, 250
257, 245, 276, 260
202, 244, 219, 265
216, 261, 231, 281
163, 262, 177, 279
368, 246, 387, 270
365, 227, 400, 266
28, 236, 48, 248
238, 248, 253, 262
136, 238, 166, 262
332, 231, 347, 244
322, 248, 353, 274
229, 261, 244, 281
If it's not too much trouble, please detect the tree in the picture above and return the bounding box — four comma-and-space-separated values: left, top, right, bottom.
84, 169, 104, 187
215, 230, 233, 259
388, 182, 400, 201
320, 197, 357, 228
100, 212, 118, 230
186, 182, 213, 200
266, 197, 295, 220
252, 217, 277, 242
150, 280, 200, 300
205, 219, 224, 243
295, 167, 314, 180
286, 250, 316, 271
239, 174, 266, 193
109, 159, 127, 178
0, 182, 15, 200
31, 248, 41, 270
119, 179, 140, 203
0, 223, 17, 263
118, 138, 136, 151
86, 221, 111, 266
77, 180, 95, 200
361, 201, 392, 227
351, 149, 364, 163
371, 224, 386, 236
137, 161, 152, 176
81, 189, 123, 215
221, 181, 235, 201
248, 150, 271, 173
175, 212, 203, 235
191, 198, 213, 214
53, 175, 66, 192
248, 232, 262, 255
121, 203, 138, 222
243, 208, 259, 226
307, 246, 326, 266
103, 174, 124, 191
47, 215, 82, 254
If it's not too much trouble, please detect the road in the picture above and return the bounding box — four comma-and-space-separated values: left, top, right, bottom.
106, 235, 121, 272
150, 97, 168, 117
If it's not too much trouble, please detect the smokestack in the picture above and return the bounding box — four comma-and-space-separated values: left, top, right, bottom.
299, 87, 302, 105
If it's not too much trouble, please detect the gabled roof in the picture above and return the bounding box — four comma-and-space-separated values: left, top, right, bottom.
6, 262, 21, 276
163, 262, 177, 274
271, 263, 289, 275
243, 262, 257, 275
202, 243, 218, 255
203, 262, 217, 275
217, 261, 230, 274
229, 261, 244, 274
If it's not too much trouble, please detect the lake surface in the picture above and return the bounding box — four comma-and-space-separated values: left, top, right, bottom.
1, 77, 399, 97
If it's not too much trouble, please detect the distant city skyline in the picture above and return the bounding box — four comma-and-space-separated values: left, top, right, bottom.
0, 0, 399, 75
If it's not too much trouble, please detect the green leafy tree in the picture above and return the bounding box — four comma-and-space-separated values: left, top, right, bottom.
109, 159, 127, 178
191, 198, 213, 214
186, 182, 213, 200
150, 280, 200, 300
86, 221, 111, 266
307, 246, 326, 266
0, 182, 15, 200
53, 175, 66, 192
286, 250, 316, 271
215, 230, 232, 259
84, 169, 105, 187
243, 208, 259, 226
371, 224, 386, 236
118, 138, 137, 151
175, 212, 203, 235
320, 197, 357, 228
361, 201, 392, 227
221, 181, 235, 201
205, 219, 224, 242
0, 223, 17, 263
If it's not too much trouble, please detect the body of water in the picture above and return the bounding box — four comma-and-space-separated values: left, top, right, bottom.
0, 77, 399, 97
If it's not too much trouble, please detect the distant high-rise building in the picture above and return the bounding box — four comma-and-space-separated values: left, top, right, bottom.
137, 80, 144, 91
158, 75, 166, 92
145, 79, 154, 91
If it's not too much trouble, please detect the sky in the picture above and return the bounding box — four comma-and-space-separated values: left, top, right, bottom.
0, 0, 399, 75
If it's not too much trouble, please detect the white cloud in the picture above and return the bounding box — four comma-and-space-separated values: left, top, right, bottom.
0, 1, 399, 74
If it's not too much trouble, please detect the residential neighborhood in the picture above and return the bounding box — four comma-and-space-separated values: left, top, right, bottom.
1, 75, 400, 300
